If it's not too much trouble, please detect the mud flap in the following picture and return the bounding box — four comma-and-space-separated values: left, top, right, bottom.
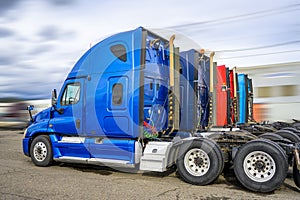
293, 147, 300, 188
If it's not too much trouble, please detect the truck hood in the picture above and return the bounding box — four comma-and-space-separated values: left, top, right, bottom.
32, 107, 51, 124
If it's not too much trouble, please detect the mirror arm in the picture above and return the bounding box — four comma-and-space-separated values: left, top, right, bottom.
27, 105, 34, 122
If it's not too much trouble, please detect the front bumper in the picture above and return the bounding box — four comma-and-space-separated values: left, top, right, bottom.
23, 138, 30, 157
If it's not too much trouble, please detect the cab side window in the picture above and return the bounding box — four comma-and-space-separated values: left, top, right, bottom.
61, 82, 81, 106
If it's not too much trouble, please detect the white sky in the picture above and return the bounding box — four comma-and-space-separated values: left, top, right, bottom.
0, 0, 299, 99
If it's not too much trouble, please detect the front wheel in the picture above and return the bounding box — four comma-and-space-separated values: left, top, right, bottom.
177, 138, 224, 185
30, 135, 53, 167
234, 139, 288, 193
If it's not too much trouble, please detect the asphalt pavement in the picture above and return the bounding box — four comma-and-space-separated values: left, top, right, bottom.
0, 130, 299, 200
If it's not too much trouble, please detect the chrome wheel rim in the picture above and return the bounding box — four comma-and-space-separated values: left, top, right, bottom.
243, 151, 276, 182
184, 148, 210, 176
33, 142, 47, 162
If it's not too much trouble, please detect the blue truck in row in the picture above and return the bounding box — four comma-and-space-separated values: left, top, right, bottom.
23, 27, 300, 193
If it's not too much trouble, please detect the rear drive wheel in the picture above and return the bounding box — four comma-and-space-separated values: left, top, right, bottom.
293, 123, 300, 130
282, 127, 299, 133
259, 133, 284, 141
275, 130, 300, 143
177, 138, 224, 185
234, 139, 288, 193
274, 130, 300, 165
30, 135, 53, 167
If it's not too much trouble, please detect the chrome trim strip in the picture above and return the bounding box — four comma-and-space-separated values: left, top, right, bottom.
54, 156, 135, 168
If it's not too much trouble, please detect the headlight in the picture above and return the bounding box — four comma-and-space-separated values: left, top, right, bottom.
23, 128, 28, 138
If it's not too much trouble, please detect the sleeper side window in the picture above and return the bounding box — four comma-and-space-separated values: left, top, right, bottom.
61, 82, 81, 106
110, 44, 127, 62
112, 83, 123, 106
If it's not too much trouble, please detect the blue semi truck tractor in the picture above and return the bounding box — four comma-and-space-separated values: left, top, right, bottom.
23, 27, 300, 193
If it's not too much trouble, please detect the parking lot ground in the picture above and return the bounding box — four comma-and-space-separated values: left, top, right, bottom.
0, 130, 299, 200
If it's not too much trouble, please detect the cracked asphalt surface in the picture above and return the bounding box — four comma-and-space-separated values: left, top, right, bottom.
0, 130, 299, 200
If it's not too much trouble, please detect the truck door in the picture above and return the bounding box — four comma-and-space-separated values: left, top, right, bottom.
50, 78, 85, 135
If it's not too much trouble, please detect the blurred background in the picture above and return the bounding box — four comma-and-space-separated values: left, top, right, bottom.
0, 0, 300, 128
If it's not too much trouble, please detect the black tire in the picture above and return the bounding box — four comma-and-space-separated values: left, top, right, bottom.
177, 138, 224, 185
234, 139, 288, 193
274, 130, 299, 166
203, 138, 225, 178
30, 135, 53, 167
275, 130, 300, 143
296, 127, 300, 131
293, 123, 300, 130
259, 133, 284, 141
293, 157, 300, 188
281, 127, 299, 133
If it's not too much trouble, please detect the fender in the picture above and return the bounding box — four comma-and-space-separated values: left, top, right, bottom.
168, 136, 207, 166
23, 120, 53, 156
25, 121, 52, 138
